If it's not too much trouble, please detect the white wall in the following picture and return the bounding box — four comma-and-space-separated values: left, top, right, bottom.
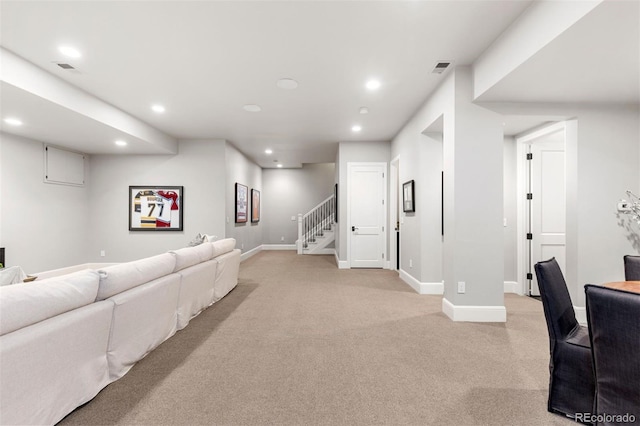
486, 103, 640, 306
503, 136, 518, 282
390, 68, 505, 317
262, 163, 335, 245
443, 68, 504, 308
0, 133, 90, 272
417, 132, 444, 284
336, 141, 390, 263
87, 139, 227, 263
391, 73, 454, 285
570, 106, 640, 305
225, 143, 262, 254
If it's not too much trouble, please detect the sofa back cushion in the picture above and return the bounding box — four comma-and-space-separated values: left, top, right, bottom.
0, 270, 100, 336
212, 238, 236, 257
96, 253, 176, 301
170, 243, 214, 272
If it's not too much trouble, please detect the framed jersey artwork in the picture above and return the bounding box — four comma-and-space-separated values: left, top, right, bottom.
235, 183, 248, 223
251, 189, 260, 223
129, 186, 183, 231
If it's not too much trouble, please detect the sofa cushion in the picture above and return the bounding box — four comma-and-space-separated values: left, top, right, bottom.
213, 249, 241, 302
96, 253, 176, 301
106, 274, 181, 381
169, 243, 214, 272
0, 300, 113, 425
0, 266, 27, 287
211, 238, 236, 257
0, 270, 100, 336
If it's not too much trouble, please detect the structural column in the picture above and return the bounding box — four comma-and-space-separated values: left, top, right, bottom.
442, 67, 505, 322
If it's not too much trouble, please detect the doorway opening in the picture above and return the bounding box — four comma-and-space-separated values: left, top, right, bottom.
516, 122, 567, 296
390, 156, 400, 271
347, 162, 387, 269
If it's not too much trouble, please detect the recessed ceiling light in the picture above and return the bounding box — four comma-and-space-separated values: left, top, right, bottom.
365, 79, 381, 91
352, 125, 362, 132
243, 104, 262, 112
265, 149, 273, 154
276, 78, 298, 90
58, 45, 81, 59
115, 140, 127, 146
151, 104, 165, 113
359, 107, 369, 114
3, 117, 23, 126
277, 164, 283, 168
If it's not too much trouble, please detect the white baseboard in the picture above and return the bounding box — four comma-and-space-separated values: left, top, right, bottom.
574, 305, 587, 326
240, 245, 262, 262
442, 297, 507, 322
399, 269, 444, 295
504, 281, 519, 294
335, 251, 349, 269
262, 244, 296, 251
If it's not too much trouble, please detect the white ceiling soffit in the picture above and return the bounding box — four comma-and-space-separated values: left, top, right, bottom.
0, 1, 532, 167
0, 82, 172, 155
475, 0, 640, 104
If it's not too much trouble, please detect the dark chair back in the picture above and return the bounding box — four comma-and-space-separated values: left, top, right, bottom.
534, 258, 595, 419
534, 257, 579, 341
623, 255, 640, 281
585, 285, 640, 422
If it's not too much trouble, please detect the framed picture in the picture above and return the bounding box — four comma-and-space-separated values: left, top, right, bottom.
251, 189, 260, 223
129, 186, 183, 231
403, 180, 415, 213
235, 183, 248, 223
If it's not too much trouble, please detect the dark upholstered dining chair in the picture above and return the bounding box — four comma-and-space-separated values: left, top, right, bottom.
585, 285, 640, 424
534, 258, 595, 420
623, 255, 640, 281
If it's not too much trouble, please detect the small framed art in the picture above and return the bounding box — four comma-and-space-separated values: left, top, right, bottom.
129, 186, 183, 231
403, 180, 415, 213
235, 183, 248, 223
251, 189, 260, 223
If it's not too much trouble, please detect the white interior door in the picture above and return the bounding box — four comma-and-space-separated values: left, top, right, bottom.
529, 134, 566, 295
348, 163, 386, 268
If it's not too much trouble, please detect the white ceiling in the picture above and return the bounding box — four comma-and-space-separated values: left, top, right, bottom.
0, 1, 637, 166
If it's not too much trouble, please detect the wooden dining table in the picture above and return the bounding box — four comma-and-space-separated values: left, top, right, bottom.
603, 281, 640, 294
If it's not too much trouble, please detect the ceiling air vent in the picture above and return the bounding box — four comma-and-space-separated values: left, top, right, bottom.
57, 63, 75, 70
432, 62, 451, 74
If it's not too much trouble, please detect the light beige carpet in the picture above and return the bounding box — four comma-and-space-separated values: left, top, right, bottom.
59, 251, 571, 425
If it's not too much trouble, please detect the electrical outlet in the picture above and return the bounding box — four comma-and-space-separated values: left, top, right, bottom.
503, 218, 507, 227
291, 216, 296, 221
226, 217, 230, 223
618, 201, 632, 212
458, 281, 466, 294
241, 243, 244, 249
409, 259, 413, 268
100, 250, 105, 257
281, 236, 285, 242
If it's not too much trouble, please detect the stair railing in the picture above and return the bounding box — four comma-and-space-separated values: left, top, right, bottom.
297, 194, 336, 254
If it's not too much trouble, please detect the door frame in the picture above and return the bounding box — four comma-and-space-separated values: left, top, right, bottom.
516, 121, 566, 295
390, 156, 400, 271
346, 161, 388, 269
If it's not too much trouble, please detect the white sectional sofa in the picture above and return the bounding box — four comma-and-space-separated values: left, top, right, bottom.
0, 238, 241, 426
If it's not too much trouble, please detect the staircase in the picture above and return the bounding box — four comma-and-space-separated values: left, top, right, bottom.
297, 195, 336, 255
